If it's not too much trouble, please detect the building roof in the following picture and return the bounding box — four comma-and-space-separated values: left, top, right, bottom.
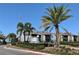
60, 32, 77, 36
30, 32, 51, 35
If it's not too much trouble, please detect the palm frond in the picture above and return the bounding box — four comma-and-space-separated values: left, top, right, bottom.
25, 22, 32, 28
49, 26, 54, 32
61, 26, 71, 35
60, 15, 72, 23
44, 26, 51, 31
16, 29, 22, 35
17, 22, 24, 28
63, 9, 71, 16
46, 8, 53, 15
42, 16, 52, 22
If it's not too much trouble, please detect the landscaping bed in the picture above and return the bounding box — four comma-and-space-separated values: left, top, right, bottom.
15, 42, 45, 51
11, 42, 79, 55
41, 45, 79, 55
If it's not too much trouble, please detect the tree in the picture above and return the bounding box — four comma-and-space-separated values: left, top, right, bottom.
17, 22, 24, 42
17, 22, 35, 42
7, 33, 16, 44
24, 22, 35, 42
41, 5, 71, 47
0, 31, 6, 44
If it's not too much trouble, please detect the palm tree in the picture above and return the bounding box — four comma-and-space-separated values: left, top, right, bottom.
17, 22, 35, 42
17, 22, 24, 42
24, 22, 35, 42
41, 5, 71, 47
7, 33, 16, 43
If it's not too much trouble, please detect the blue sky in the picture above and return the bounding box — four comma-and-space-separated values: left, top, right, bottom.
0, 3, 79, 35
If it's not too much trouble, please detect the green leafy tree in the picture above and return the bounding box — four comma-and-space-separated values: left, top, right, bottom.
7, 33, 16, 43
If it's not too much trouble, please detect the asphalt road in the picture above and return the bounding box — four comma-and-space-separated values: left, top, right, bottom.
0, 46, 41, 55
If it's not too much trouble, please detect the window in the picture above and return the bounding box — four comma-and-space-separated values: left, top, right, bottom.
31, 34, 37, 37
63, 35, 68, 42
74, 35, 77, 42
45, 35, 51, 42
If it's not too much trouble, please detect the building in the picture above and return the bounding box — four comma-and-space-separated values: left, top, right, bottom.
60, 33, 79, 42
17, 32, 79, 43
17, 32, 52, 43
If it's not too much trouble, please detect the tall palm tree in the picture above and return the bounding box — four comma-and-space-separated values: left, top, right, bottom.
41, 5, 71, 47
17, 22, 24, 42
7, 33, 16, 43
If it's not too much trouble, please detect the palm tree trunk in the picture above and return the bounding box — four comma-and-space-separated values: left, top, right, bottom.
55, 25, 60, 48
20, 35, 21, 42
9, 38, 11, 43
19, 32, 22, 42
27, 34, 29, 43
24, 32, 26, 42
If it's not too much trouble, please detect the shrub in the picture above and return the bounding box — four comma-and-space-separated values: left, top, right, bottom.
60, 41, 79, 47
34, 44, 45, 50
60, 41, 68, 45
16, 43, 45, 50
69, 43, 79, 47
11, 39, 18, 45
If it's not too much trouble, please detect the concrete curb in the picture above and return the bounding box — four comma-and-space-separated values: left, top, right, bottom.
3, 47, 52, 55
